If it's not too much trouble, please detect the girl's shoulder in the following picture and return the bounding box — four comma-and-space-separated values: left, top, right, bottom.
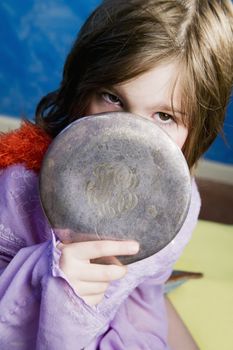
0, 121, 52, 173
0, 163, 52, 247
0, 122, 53, 248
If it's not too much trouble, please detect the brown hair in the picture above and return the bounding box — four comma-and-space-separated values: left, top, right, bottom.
35, 0, 233, 168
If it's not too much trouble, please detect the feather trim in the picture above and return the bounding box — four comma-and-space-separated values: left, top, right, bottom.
0, 121, 52, 173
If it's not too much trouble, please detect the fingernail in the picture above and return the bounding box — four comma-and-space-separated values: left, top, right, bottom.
129, 242, 139, 253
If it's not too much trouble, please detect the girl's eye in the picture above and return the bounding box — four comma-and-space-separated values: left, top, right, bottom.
154, 112, 174, 124
102, 92, 122, 106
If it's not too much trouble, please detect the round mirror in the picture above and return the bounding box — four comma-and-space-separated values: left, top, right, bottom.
39, 112, 191, 264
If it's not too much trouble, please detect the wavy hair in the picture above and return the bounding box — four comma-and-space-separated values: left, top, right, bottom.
35, 0, 233, 168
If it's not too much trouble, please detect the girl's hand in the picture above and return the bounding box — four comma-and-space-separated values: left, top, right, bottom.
58, 240, 139, 306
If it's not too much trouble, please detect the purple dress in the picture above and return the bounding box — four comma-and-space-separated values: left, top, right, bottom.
0, 164, 201, 349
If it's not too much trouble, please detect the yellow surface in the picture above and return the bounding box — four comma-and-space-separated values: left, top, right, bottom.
169, 220, 233, 350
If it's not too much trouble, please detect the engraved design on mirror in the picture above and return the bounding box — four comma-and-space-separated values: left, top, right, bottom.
86, 163, 139, 218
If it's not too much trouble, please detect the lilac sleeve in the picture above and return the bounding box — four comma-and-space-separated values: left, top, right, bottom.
0, 165, 115, 350
86, 271, 172, 350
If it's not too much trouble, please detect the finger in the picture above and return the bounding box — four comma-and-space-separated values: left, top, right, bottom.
76, 262, 127, 282
74, 281, 109, 296
60, 240, 139, 260
91, 256, 123, 265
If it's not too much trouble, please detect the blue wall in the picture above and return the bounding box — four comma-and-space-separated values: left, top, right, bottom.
0, 0, 232, 164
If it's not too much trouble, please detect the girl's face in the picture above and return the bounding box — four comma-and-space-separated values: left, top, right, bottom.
86, 62, 188, 149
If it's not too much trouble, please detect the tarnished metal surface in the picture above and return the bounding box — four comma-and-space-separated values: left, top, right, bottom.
39, 112, 191, 264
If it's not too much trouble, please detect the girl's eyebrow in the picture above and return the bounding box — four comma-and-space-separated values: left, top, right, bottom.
154, 104, 186, 116
103, 86, 121, 95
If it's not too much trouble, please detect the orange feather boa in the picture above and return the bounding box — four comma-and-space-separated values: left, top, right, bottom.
0, 121, 52, 173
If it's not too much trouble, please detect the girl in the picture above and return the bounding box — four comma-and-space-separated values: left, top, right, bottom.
0, 1, 233, 349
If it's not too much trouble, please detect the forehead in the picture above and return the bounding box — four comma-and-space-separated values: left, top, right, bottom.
115, 61, 183, 109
